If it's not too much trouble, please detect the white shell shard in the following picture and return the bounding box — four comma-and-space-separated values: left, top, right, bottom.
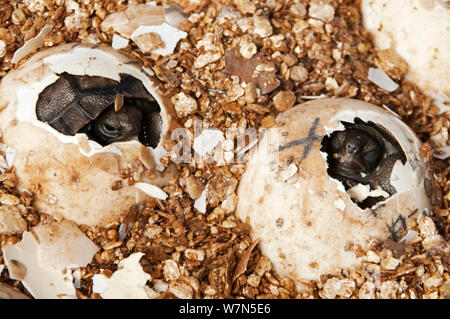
193, 129, 225, 157
31, 220, 99, 269
92, 252, 151, 299
428, 91, 450, 114
0, 144, 17, 169
0, 43, 176, 227
101, 4, 166, 37
361, 0, 450, 95
367, 67, 399, 92
3, 232, 76, 299
194, 189, 207, 214
11, 24, 53, 64
236, 98, 432, 282
131, 23, 188, 56
111, 34, 129, 49
433, 146, 450, 160
101, 3, 187, 56
163, 3, 188, 28
135, 182, 168, 200
347, 184, 389, 203
2, 220, 98, 299
152, 144, 168, 171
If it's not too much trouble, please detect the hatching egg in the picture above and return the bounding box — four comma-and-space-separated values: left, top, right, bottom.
0, 42, 178, 227
236, 98, 435, 282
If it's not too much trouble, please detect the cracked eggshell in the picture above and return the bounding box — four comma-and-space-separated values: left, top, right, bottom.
31, 220, 99, 269
236, 98, 432, 282
361, 0, 450, 95
0, 43, 178, 227
3, 220, 98, 299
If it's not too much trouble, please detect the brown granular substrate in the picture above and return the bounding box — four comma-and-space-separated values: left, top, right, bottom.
0, 0, 448, 299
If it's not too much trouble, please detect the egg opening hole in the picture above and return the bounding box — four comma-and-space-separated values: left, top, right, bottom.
320, 117, 407, 210
36, 72, 162, 148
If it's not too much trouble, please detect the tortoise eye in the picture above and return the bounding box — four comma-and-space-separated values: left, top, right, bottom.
330, 131, 345, 151
97, 122, 121, 138
363, 148, 380, 164
362, 141, 382, 168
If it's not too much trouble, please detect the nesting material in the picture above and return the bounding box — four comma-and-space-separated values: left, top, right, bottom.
236, 98, 433, 282
0, 205, 27, 234
0, 43, 177, 226
0, 283, 30, 299
3, 220, 99, 299
361, 0, 450, 95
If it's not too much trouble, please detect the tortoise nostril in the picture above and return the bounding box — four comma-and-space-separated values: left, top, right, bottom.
346, 143, 357, 154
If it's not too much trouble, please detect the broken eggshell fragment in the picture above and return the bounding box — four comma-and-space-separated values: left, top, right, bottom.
0, 42, 177, 227
100, 3, 188, 55
236, 98, 433, 283
3, 220, 99, 299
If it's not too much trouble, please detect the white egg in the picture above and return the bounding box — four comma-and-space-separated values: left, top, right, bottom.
236, 98, 435, 282
361, 0, 450, 95
0, 43, 178, 227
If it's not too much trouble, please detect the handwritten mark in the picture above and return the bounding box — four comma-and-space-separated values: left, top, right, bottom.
370, 203, 385, 217
386, 215, 407, 242
407, 208, 419, 218
278, 118, 322, 159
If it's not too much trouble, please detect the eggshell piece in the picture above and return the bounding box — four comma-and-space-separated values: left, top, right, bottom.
3, 220, 98, 299
11, 24, 53, 64
235, 98, 432, 282
31, 220, 99, 269
100, 3, 187, 56
361, 0, 450, 95
135, 182, 168, 200
92, 252, 152, 299
3, 231, 76, 298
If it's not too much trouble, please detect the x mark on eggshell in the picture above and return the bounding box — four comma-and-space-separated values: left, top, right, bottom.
277, 118, 323, 159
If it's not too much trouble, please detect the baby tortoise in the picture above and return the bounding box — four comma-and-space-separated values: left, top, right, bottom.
36, 72, 162, 148
321, 118, 407, 209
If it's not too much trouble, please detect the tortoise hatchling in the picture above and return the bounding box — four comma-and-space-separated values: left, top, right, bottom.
236, 98, 437, 282
36, 72, 162, 148
0, 43, 177, 227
